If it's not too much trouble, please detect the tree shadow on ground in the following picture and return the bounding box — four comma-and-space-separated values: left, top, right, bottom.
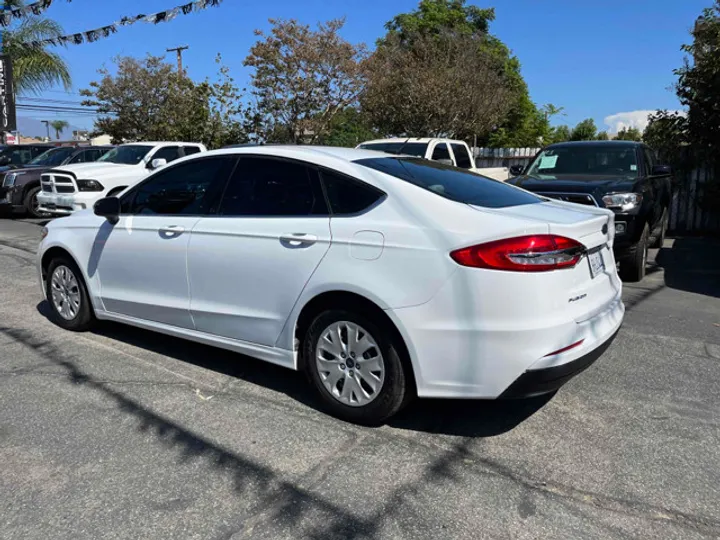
36, 300, 551, 438
656, 237, 720, 299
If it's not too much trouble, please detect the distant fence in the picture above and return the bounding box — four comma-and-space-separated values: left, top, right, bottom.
670, 167, 720, 235
472, 147, 540, 169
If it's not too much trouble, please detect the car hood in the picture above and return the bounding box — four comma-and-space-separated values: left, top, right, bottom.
7, 165, 49, 175
509, 174, 636, 193
49, 162, 144, 179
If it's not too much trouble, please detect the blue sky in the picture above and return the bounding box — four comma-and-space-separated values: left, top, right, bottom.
14, 0, 711, 134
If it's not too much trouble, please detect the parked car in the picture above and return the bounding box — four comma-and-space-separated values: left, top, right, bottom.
357, 138, 510, 180
0, 145, 114, 218
38, 146, 624, 424
507, 141, 672, 282
0, 143, 56, 176
36, 141, 207, 216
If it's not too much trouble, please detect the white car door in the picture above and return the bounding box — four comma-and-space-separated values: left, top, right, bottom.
94, 156, 236, 328
187, 156, 331, 347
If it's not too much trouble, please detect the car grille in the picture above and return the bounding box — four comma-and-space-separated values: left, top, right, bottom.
41, 173, 77, 194
537, 192, 598, 206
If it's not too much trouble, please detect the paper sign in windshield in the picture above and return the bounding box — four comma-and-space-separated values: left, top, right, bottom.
539, 155, 558, 169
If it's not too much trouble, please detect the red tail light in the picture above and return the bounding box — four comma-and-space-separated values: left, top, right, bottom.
450, 235, 585, 272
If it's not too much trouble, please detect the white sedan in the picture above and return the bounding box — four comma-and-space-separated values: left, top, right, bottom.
37, 146, 624, 424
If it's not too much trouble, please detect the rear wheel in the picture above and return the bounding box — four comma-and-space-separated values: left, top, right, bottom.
619, 223, 649, 282
650, 208, 668, 248
24, 186, 51, 219
304, 309, 411, 425
45, 256, 95, 331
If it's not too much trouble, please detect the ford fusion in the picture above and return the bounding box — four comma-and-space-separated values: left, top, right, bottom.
37, 146, 624, 424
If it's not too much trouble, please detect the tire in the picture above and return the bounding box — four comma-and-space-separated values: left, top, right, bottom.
619, 223, 649, 282
45, 256, 95, 331
24, 186, 51, 219
650, 208, 668, 249
303, 309, 412, 425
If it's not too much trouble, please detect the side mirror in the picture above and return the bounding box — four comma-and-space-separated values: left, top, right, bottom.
435, 158, 454, 166
148, 158, 167, 170
0, 155, 11, 166
652, 164, 671, 176
93, 197, 120, 224
509, 164, 525, 176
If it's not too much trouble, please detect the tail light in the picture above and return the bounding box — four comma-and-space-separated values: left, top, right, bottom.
450, 235, 586, 272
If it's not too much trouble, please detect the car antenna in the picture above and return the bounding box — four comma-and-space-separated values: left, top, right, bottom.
385, 137, 411, 155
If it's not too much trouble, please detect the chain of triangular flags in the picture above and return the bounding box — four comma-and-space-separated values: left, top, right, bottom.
22, 0, 223, 47
0, 0, 70, 27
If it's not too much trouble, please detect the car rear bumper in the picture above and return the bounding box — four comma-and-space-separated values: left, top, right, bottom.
499, 329, 619, 398
387, 267, 624, 399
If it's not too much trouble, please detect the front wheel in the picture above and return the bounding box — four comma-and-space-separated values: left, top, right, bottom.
303, 309, 411, 425
24, 186, 52, 219
619, 223, 649, 282
46, 256, 95, 331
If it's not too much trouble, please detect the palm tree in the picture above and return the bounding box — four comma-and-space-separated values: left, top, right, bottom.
2, 1, 71, 94
50, 119, 68, 139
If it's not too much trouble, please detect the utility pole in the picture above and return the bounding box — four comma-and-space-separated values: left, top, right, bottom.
166, 45, 189, 78
41, 120, 50, 140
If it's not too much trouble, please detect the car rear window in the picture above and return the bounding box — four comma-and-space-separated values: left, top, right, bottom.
357, 142, 428, 158
355, 157, 542, 208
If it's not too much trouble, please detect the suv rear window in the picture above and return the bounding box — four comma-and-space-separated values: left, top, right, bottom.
356, 157, 542, 208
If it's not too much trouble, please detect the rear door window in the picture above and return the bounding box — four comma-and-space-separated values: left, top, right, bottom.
450, 144, 473, 169
357, 157, 542, 208
320, 169, 385, 215
431, 143, 452, 162
219, 157, 328, 217
151, 146, 182, 163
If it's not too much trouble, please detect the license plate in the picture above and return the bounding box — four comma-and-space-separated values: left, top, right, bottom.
588, 248, 605, 279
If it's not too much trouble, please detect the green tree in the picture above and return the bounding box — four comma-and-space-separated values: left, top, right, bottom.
548, 125, 571, 144
49, 119, 68, 139
615, 127, 642, 141
81, 55, 247, 148
570, 118, 597, 141
2, 0, 71, 94
244, 18, 367, 144
319, 107, 377, 147
595, 131, 610, 140
366, 0, 539, 145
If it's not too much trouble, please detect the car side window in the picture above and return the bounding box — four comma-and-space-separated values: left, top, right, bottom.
182, 146, 202, 157
320, 169, 384, 215
643, 148, 655, 175
450, 144, 473, 169
151, 146, 182, 163
120, 157, 235, 216
431, 143, 452, 162
68, 150, 89, 164
31, 146, 48, 158
219, 157, 328, 217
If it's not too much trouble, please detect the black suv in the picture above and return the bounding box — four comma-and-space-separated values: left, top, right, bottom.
508, 141, 672, 282
0, 145, 113, 218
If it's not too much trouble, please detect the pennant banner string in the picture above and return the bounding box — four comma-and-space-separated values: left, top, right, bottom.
0, 0, 72, 27
22, 0, 223, 47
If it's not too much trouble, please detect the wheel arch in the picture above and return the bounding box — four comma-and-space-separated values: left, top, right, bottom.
40, 245, 81, 283
293, 290, 418, 395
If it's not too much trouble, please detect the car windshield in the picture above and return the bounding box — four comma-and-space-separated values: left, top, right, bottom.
356, 157, 542, 208
358, 142, 428, 158
28, 147, 76, 166
98, 145, 153, 165
527, 145, 639, 178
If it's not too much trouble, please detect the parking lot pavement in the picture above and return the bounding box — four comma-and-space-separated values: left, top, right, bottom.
1, 218, 718, 540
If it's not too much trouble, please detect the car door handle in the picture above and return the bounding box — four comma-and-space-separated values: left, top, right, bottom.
159, 225, 185, 236
279, 233, 318, 247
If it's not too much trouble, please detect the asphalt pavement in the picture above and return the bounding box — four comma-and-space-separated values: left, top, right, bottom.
0, 217, 718, 540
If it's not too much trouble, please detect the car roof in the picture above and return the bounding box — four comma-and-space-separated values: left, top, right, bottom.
205, 145, 390, 163
546, 140, 643, 148
359, 137, 463, 145
121, 141, 204, 146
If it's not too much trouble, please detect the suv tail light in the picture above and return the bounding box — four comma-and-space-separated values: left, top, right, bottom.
450, 235, 586, 272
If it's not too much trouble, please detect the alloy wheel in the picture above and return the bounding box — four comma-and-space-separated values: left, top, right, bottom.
50, 265, 81, 320
315, 321, 385, 407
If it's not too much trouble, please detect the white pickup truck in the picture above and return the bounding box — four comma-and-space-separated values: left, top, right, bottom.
357, 138, 509, 181
37, 141, 207, 215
